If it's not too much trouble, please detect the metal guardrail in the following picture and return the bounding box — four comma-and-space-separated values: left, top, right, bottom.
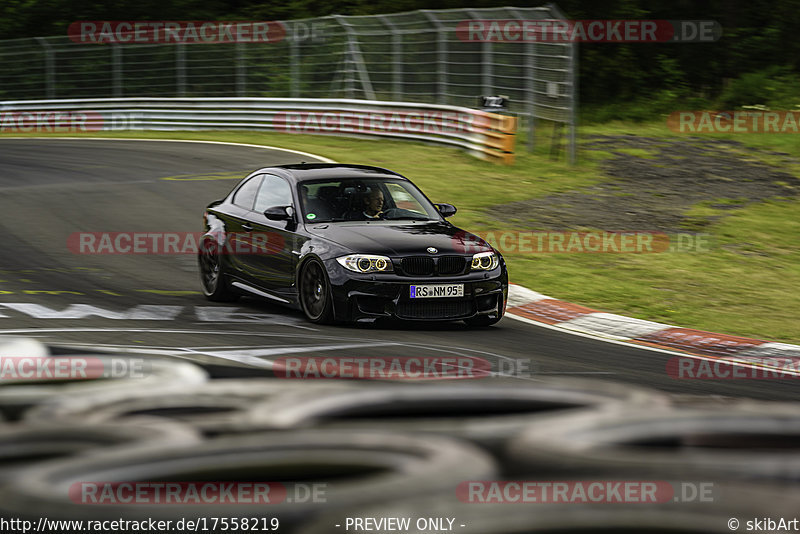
0, 5, 575, 162
0, 97, 517, 164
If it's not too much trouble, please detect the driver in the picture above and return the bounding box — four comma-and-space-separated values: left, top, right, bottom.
345, 188, 385, 220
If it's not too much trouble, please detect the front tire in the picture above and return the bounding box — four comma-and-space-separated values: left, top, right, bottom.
299, 259, 334, 324
198, 238, 239, 302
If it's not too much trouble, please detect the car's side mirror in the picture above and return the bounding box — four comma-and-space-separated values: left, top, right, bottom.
264, 205, 294, 221
435, 203, 457, 218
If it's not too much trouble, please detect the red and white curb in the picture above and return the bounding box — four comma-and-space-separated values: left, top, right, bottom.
506, 284, 800, 372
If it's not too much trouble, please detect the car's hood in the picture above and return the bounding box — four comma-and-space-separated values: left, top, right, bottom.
306, 221, 493, 256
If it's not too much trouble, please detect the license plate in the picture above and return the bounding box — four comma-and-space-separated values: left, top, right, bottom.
410, 284, 464, 298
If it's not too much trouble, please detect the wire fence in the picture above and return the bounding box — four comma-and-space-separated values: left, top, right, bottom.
0, 5, 576, 161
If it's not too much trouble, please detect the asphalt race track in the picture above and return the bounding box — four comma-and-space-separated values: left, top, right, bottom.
0, 137, 796, 401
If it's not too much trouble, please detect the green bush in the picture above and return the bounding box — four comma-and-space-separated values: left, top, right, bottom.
716, 67, 800, 110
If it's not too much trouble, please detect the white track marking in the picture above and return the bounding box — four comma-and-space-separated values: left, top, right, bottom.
0, 137, 337, 163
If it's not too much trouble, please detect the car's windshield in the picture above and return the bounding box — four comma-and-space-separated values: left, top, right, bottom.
297, 177, 441, 223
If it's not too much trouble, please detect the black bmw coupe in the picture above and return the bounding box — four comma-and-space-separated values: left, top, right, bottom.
198, 163, 508, 325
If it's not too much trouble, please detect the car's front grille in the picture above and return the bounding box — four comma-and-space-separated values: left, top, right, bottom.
437, 256, 467, 275
401, 256, 435, 276
399, 255, 467, 276
396, 300, 475, 320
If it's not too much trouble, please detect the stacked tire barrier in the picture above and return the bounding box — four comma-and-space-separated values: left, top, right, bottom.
1, 336, 799, 533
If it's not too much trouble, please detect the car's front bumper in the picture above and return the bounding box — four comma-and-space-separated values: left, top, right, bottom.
325, 259, 508, 322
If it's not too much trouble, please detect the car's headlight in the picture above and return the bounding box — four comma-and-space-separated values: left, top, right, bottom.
336, 254, 394, 273
470, 251, 499, 271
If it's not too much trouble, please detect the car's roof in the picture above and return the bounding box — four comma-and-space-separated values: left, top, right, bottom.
258, 163, 406, 183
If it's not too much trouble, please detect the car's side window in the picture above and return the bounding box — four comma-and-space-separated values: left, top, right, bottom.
254, 174, 293, 213
232, 175, 263, 210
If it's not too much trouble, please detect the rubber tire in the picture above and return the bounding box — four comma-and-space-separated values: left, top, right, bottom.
506, 402, 800, 481
198, 237, 239, 302
0, 430, 497, 526
0, 357, 208, 421
299, 258, 334, 324
244, 377, 669, 469
25, 379, 356, 437
0, 419, 202, 482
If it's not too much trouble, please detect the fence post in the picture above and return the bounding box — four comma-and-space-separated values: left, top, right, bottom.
289, 36, 299, 98
334, 15, 375, 100
112, 44, 122, 97
482, 42, 493, 100
548, 3, 577, 165
568, 41, 577, 165
236, 42, 246, 97
35, 37, 55, 99
508, 8, 536, 152
467, 9, 493, 99
526, 43, 537, 152
422, 11, 447, 105
332, 16, 355, 99
380, 15, 402, 101
345, 36, 355, 99
176, 44, 186, 96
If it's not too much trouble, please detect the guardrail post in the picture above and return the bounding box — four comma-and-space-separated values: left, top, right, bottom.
35, 37, 55, 99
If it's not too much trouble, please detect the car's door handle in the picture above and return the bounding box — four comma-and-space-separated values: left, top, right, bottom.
241, 223, 253, 232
